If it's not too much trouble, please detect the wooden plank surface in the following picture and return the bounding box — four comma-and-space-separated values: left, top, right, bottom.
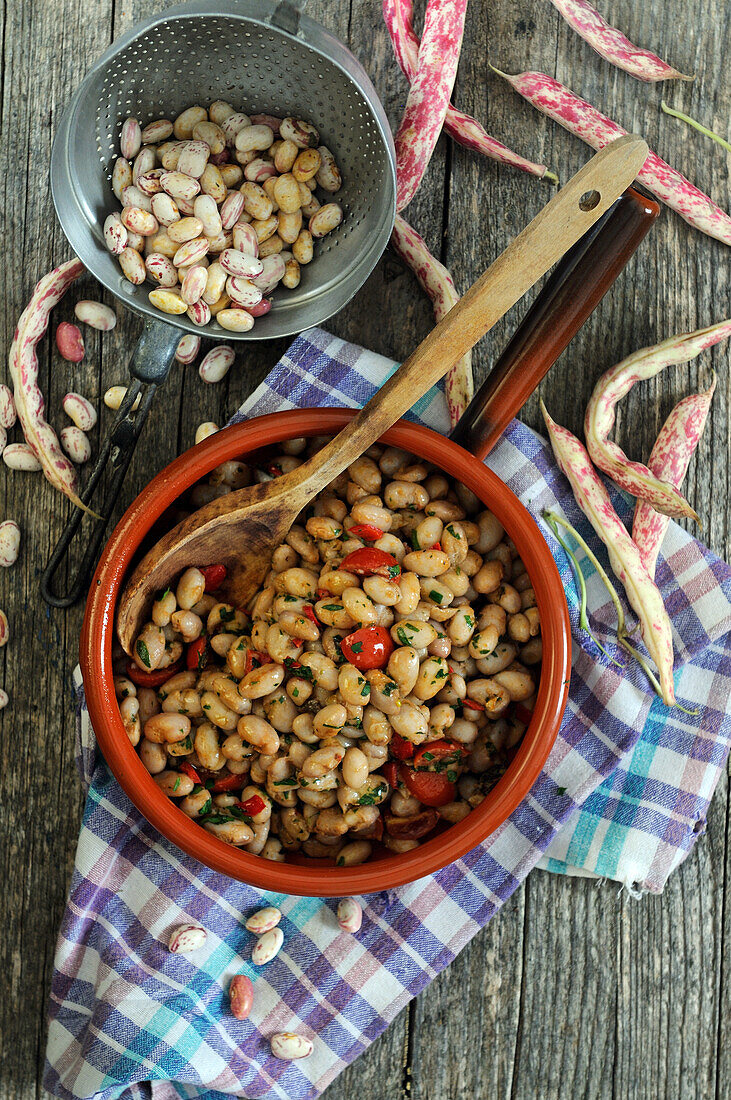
0, 0, 728, 1097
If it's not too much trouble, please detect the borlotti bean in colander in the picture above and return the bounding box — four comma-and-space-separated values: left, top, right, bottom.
41, 0, 396, 607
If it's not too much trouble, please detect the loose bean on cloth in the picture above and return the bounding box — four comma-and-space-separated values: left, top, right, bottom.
45, 327, 731, 1100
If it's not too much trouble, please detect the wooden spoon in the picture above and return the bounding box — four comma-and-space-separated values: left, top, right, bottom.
117, 135, 648, 654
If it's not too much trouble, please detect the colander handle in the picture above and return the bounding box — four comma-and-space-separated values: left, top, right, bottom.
270, 0, 306, 35
449, 186, 660, 458
40, 320, 181, 608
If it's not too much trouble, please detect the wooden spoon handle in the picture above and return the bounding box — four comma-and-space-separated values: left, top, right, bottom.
292, 134, 648, 494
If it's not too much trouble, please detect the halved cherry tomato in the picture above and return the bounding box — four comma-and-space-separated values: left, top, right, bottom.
302, 604, 319, 625
399, 763, 456, 807
179, 762, 202, 785
338, 548, 400, 578
244, 649, 271, 675
236, 794, 267, 816
211, 773, 247, 792
201, 563, 227, 592
340, 625, 394, 671
413, 740, 467, 770
125, 658, 182, 688
348, 523, 383, 541
186, 636, 209, 671
382, 762, 400, 789
389, 732, 415, 761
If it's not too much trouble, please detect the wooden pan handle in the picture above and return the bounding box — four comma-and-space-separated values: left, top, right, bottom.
449, 186, 660, 458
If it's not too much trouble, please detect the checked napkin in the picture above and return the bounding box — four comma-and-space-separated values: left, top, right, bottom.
45, 327, 731, 1100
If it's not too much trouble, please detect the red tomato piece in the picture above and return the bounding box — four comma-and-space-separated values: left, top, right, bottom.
302, 604, 319, 625
430, 542, 442, 551
340, 625, 394, 671
389, 732, 415, 761
186, 636, 209, 671
462, 697, 484, 712
382, 762, 400, 789
179, 762, 202, 785
338, 547, 401, 578
348, 523, 384, 541
400, 764, 456, 807
236, 794, 267, 816
413, 740, 467, 770
244, 649, 272, 675
125, 658, 183, 688
201, 563, 227, 592
211, 774, 247, 792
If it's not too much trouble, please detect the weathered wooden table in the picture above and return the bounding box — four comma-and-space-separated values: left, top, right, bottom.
1, 0, 729, 1096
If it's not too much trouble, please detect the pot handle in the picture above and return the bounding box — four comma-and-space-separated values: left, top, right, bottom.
449, 186, 660, 459
40, 319, 181, 609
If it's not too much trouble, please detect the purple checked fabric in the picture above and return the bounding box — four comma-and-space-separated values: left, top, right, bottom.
45, 328, 731, 1100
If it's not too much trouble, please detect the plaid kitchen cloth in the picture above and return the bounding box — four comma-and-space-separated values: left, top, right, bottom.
45, 327, 731, 1100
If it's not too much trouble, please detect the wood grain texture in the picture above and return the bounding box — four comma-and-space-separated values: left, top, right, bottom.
0, 0, 728, 1098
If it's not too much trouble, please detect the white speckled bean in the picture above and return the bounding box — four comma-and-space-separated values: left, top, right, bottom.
245, 906, 282, 934
336, 897, 362, 933
3, 443, 41, 471
75, 301, 117, 331
161, 171, 201, 202
0, 687, 7, 708
251, 926, 284, 965
309, 203, 343, 238
195, 421, 219, 444
173, 237, 210, 268
216, 308, 254, 333
175, 335, 201, 364
193, 195, 222, 239
244, 158, 277, 183
141, 118, 173, 144
199, 345, 235, 383
136, 169, 165, 196
270, 1033, 313, 1060
121, 206, 158, 237
251, 254, 286, 293
121, 184, 153, 213
232, 222, 260, 256
0, 521, 20, 567
112, 157, 133, 202
220, 191, 245, 230
104, 212, 128, 255
181, 265, 207, 305
151, 192, 180, 227
120, 117, 142, 160
174, 105, 208, 140
132, 147, 156, 185
145, 253, 178, 287
186, 299, 211, 326
219, 248, 264, 278
177, 140, 210, 179
60, 426, 91, 465
202, 262, 227, 305
62, 392, 97, 431
149, 288, 188, 314
221, 112, 252, 146
104, 385, 141, 412
168, 923, 207, 953
226, 276, 263, 309
0, 611, 8, 647
0, 385, 16, 429
119, 246, 147, 284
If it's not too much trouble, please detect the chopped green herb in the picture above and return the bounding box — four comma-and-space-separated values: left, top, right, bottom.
273, 777, 298, 787
360, 684, 371, 697
200, 797, 213, 816
135, 640, 151, 668
322, 603, 343, 612
155, 587, 171, 602
410, 530, 421, 551
429, 589, 443, 604
172, 776, 181, 792
219, 607, 236, 622
349, 641, 363, 654
446, 769, 457, 782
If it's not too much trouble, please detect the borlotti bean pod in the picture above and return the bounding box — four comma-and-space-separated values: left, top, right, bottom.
41, 0, 396, 607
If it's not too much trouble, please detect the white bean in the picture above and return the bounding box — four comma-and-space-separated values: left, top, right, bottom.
175, 335, 201, 364
216, 308, 254, 332
252, 926, 284, 965
336, 897, 363, 932
270, 1032, 313, 1060
104, 385, 141, 412
0, 687, 8, 708
150, 192, 180, 226
0, 385, 16, 429
112, 157, 133, 201
3, 443, 41, 471
245, 906, 282, 934
199, 345, 235, 383
0, 521, 20, 567
119, 247, 147, 284
62, 392, 97, 431
103, 212, 128, 254
60, 426, 91, 465
120, 117, 142, 159
74, 300, 117, 331
195, 421, 219, 444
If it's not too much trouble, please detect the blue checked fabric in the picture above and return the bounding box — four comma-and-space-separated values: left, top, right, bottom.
45, 327, 731, 1100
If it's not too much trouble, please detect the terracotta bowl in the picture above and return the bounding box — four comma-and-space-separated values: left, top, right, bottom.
80, 409, 571, 896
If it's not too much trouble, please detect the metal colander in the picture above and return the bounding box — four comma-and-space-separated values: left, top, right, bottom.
42, 0, 396, 608
51, 0, 397, 340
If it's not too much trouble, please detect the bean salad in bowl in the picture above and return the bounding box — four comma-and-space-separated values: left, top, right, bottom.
116, 435, 542, 868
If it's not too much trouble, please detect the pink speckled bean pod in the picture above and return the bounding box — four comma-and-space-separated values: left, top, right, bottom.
383, 0, 552, 180
549, 0, 691, 82
632, 378, 716, 577
585, 319, 731, 519
393, 0, 468, 212
495, 70, 731, 246
390, 215, 472, 425
8, 259, 90, 511
541, 402, 675, 706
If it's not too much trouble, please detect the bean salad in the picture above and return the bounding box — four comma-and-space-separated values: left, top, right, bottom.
118, 436, 542, 866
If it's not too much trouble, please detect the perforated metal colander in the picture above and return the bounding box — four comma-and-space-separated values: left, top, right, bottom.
42, 0, 396, 608
51, 0, 396, 340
